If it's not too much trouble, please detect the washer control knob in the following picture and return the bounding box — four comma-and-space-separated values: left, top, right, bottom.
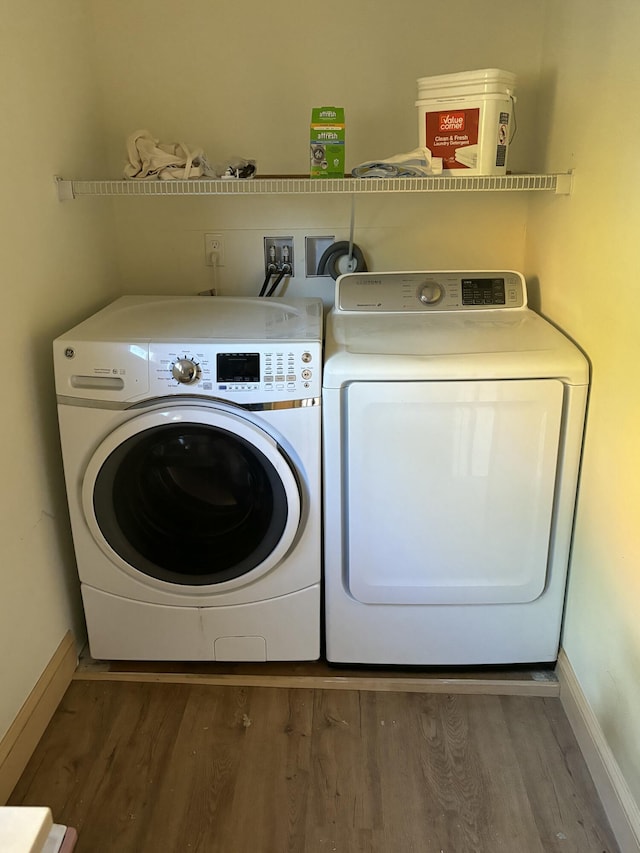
418, 281, 444, 305
171, 358, 200, 384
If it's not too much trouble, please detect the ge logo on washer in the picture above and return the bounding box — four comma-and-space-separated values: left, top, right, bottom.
64, 347, 75, 359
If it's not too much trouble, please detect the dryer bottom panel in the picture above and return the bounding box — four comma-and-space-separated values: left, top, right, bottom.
324, 592, 563, 665
82, 584, 320, 661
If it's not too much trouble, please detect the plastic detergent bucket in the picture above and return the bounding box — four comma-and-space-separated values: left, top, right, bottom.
416, 68, 516, 175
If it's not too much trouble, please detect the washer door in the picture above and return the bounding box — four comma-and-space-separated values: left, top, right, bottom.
82, 406, 301, 589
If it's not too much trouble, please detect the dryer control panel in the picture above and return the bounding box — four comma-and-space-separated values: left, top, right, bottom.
336, 270, 526, 312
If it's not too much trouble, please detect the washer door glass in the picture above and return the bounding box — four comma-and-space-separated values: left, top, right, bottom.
83, 409, 301, 587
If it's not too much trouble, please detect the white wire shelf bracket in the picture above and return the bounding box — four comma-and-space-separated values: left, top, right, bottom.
55, 172, 573, 201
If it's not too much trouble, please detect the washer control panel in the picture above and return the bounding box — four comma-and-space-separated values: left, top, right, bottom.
336, 270, 526, 312
150, 341, 321, 402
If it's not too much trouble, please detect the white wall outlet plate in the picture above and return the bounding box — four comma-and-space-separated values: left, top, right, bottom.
204, 233, 225, 266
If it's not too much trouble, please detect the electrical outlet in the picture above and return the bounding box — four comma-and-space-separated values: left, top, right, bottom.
264, 236, 294, 276
204, 233, 225, 266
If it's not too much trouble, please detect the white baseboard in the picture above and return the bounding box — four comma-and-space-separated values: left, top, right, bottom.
557, 649, 640, 853
0, 631, 77, 804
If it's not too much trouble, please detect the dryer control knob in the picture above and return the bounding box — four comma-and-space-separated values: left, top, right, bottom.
418, 281, 444, 305
171, 358, 200, 384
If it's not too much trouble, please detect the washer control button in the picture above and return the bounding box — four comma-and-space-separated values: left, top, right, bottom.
301, 351, 313, 363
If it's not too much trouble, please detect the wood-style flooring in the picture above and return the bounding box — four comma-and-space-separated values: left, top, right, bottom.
9, 671, 618, 853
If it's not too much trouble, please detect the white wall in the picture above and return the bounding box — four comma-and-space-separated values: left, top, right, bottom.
526, 0, 640, 806
0, 2, 118, 742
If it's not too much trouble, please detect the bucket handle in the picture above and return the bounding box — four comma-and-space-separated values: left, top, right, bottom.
509, 95, 518, 144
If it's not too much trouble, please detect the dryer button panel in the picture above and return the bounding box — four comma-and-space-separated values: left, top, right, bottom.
336, 270, 526, 312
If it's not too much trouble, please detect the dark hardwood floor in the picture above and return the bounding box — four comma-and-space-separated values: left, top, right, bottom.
9, 680, 618, 852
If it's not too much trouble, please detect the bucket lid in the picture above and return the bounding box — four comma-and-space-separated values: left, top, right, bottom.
417, 68, 516, 97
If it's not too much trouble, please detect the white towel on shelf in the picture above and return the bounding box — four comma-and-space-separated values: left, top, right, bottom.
124, 129, 215, 180
454, 143, 479, 168
351, 146, 443, 178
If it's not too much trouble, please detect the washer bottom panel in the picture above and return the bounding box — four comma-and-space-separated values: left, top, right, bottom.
82, 584, 320, 661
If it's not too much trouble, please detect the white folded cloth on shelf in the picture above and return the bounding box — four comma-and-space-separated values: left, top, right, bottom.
124, 129, 215, 180
351, 146, 443, 178
454, 144, 479, 168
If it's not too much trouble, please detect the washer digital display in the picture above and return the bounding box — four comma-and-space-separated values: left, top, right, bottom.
217, 353, 260, 383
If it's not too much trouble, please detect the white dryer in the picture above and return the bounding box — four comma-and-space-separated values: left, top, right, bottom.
323, 270, 589, 665
54, 295, 322, 661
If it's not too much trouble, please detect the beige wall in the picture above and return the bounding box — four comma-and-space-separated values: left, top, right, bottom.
0, 0, 547, 744
0, 2, 118, 740
2, 0, 638, 830
525, 0, 640, 804
89, 0, 546, 302
90, 0, 546, 178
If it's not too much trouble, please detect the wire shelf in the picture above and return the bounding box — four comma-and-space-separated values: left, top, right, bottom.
55, 173, 572, 200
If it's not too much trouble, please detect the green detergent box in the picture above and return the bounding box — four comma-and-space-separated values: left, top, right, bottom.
310, 107, 345, 178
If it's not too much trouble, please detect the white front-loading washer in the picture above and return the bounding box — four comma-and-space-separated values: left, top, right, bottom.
323, 270, 589, 665
54, 295, 322, 661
